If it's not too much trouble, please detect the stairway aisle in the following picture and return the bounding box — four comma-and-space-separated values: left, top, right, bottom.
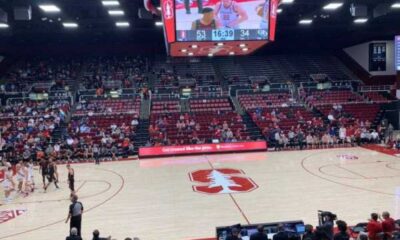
134, 119, 150, 154
242, 113, 263, 140
51, 121, 68, 143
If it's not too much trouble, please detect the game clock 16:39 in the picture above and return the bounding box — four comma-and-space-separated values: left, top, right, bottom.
211, 29, 235, 41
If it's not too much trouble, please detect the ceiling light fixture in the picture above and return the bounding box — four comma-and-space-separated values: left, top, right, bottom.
38, 4, 61, 13
391, 3, 400, 8
281, 0, 294, 4
62, 22, 78, 28
354, 18, 368, 23
102, 1, 120, 6
299, 19, 313, 24
323, 2, 343, 10
0, 23, 9, 28
155, 21, 163, 26
116, 22, 130, 27
108, 10, 124, 16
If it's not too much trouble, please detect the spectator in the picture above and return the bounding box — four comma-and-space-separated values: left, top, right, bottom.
66, 227, 82, 240
250, 225, 268, 240
226, 227, 242, 240
273, 224, 289, 240
381, 211, 395, 240
92, 229, 111, 240
333, 220, 349, 240
371, 130, 379, 143
302, 224, 316, 240
367, 213, 383, 240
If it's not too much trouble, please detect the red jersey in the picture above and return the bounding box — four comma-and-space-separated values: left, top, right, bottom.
382, 218, 395, 234
367, 220, 383, 240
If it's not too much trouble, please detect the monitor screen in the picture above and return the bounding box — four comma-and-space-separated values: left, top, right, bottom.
175, 0, 270, 41
395, 36, 400, 71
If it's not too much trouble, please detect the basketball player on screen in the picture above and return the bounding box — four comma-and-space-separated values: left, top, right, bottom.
256, 0, 269, 29
184, 0, 203, 14
191, 8, 221, 30
214, 0, 248, 29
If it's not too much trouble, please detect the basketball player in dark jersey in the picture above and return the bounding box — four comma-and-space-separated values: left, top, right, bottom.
39, 158, 48, 188
44, 160, 59, 191
66, 164, 75, 193
191, 8, 221, 30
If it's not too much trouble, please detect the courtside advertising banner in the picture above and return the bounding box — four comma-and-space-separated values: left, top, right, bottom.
139, 141, 267, 157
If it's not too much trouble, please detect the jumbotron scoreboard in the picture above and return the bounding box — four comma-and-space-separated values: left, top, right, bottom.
161, 0, 278, 57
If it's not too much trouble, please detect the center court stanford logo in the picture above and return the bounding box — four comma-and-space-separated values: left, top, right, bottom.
0, 209, 27, 224
189, 168, 258, 194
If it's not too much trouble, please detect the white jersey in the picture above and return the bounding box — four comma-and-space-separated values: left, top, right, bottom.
260, 1, 269, 29
27, 164, 34, 183
2, 170, 13, 190
16, 167, 25, 182
339, 128, 346, 139
217, 2, 239, 28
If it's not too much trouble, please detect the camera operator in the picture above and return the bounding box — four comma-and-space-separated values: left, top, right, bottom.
319, 212, 337, 240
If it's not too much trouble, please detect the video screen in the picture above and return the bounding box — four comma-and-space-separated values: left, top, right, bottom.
395, 36, 400, 71
175, 0, 270, 41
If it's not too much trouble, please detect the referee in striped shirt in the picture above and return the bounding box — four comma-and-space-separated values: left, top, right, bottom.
66, 194, 84, 237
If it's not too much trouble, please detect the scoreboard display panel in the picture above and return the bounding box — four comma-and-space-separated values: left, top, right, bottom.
161, 0, 278, 57
395, 36, 400, 71
175, 0, 270, 42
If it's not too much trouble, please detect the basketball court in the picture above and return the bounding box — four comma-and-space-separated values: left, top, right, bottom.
1, 147, 400, 240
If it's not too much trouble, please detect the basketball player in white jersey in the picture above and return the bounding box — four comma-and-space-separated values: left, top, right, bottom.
25, 161, 34, 193
15, 162, 26, 193
256, 0, 269, 29
2, 163, 15, 204
214, 0, 248, 29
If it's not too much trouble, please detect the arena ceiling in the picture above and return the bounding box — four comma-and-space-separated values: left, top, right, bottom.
0, 0, 399, 53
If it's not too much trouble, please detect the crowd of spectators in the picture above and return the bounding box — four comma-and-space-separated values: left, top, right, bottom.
0, 56, 398, 158
148, 111, 250, 146
63, 115, 136, 161
80, 56, 148, 91
0, 99, 70, 162
249, 104, 388, 151
2, 58, 81, 92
